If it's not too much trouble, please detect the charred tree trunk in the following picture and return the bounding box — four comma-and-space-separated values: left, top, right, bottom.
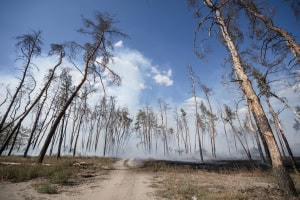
38, 52, 91, 163
0, 32, 42, 133
57, 114, 65, 159
0, 48, 63, 156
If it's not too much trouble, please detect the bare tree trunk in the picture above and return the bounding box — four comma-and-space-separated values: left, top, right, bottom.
24, 98, 46, 157
174, 108, 182, 155
103, 97, 114, 157
0, 32, 41, 133
199, 83, 216, 158
245, 97, 267, 163
270, 92, 300, 119
181, 109, 191, 154
235, 102, 252, 160
203, 0, 297, 195
219, 108, 231, 156
266, 97, 299, 173
37, 25, 110, 163
57, 114, 65, 159
73, 115, 83, 157
7, 124, 21, 155
163, 102, 169, 155
32, 85, 60, 150
0, 49, 63, 156
239, 0, 300, 65
188, 65, 204, 161
38, 60, 88, 162
0, 87, 9, 108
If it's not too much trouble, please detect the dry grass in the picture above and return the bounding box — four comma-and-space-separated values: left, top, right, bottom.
147, 160, 300, 200
0, 156, 118, 194
34, 182, 59, 194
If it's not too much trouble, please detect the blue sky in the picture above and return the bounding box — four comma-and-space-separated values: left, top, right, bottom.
0, 0, 299, 121
0, 0, 300, 157
0, 0, 222, 107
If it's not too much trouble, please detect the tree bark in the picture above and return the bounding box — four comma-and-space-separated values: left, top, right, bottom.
245, 97, 267, 163
203, 0, 297, 196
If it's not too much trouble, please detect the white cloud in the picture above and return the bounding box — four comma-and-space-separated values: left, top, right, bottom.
180, 96, 205, 115
150, 66, 173, 86
114, 40, 123, 47
167, 69, 172, 77
151, 66, 159, 74
0, 55, 85, 122
0, 43, 174, 116
139, 83, 146, 89
237, 106, 248, 115
105, 53, 146, 113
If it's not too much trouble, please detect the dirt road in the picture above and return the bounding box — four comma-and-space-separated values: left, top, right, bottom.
77, 159, 155, 200
0, 159, 156, 200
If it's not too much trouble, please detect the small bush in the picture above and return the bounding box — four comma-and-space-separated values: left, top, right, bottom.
35, 182, 58, 194
0, 165, 45, 182
177, 180, 199, 199
49, 166, 71, 184
0, 162, 74, 183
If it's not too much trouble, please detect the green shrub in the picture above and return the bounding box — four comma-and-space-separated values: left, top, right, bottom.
35, 183, 58, 194
49, 167, 71, 184
0, 165, 45, 182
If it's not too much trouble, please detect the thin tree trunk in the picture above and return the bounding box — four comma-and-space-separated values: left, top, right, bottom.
57, 115, 65, 159
73, 115, 83, 157
0, 52, 63, 155
38, 35, 104, 163
103, 97, 114, 157
270, 92, 300, 119
220, 113, 231, 155
7, 124, 21, 155
24, 98, 45, 157
245, 97, 266, 163
266, 97, 299, 173
239, 0, 300, 65
0, 50, 33, 133
38, 62, 87, 162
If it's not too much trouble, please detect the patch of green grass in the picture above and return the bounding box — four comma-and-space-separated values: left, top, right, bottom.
0, 156, 119, 183
0, 162, 75, 183
0, 164, 48, 182
0, 156, 120, 195
34, 182, 58, 194
49, 165, 71, 184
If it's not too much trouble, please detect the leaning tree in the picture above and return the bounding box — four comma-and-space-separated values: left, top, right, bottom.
188, 0, 297, 196
38, 12, 126, 163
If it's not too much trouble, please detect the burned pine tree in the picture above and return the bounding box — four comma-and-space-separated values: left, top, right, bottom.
188, 0, 297, 196
38, 13, 126, 163
0, 31, 43, 155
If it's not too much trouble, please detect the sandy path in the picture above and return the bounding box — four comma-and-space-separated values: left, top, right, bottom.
76, 159, 155, 200
0, 159, 156, 200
